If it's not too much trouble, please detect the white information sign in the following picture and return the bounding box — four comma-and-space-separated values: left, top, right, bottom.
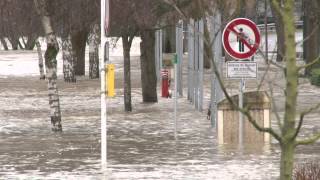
227, 62, 257, 79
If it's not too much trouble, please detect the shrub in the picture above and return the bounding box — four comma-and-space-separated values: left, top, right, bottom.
310, 68, 320, 86
293, 162, 320, 180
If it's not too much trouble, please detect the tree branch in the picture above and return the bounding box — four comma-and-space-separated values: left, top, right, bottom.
295, 133, 320, 146
297, 56, 320, 70
292, 103, 320, 141
242, 108, 283, 142
270, 0, 283, 17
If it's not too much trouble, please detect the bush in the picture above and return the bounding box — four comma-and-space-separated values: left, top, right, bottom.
293, 162, 320, 180
310, 68, 320, 86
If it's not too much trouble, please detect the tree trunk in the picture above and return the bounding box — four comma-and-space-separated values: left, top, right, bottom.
140, 30, 158, 103
244, 0, 257, 21
163, 26, 176, 53
62, 36, 76, 82
34, 0, 62, 131
280, 1, 298, 179
0, 38, 9, 50
303, 0, 320, 75
280, 142, 295, 180
89, 24, 100, 79
204, 20, 211, 69
25, 36, 37, 50
18, 39, 24, 50
271, 2, 285, 62
122, 35, 134, 111
9, 37, 19, 50
35, 40, 46, 80
71, 30, 88, 76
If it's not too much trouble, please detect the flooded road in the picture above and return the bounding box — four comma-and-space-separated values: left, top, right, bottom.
0, 40, 319, 179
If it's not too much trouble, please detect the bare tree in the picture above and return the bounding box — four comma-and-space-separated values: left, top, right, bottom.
34, 0, 62, 132
163, 0, 320, 179
88, 24, 100, 79
303, 0, 320, 75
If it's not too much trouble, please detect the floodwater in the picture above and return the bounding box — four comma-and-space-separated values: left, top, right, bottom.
0, 33, 319, 180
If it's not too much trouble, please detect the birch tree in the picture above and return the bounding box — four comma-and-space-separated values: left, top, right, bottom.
88, 24, 100, 79
163, 0, 320, 179
34, 0, 62, 131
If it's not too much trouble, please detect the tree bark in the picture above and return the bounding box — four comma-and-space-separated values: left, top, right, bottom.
9, 37, 19, 50
122, 35, 134, 111
280, 141, 295, 180
303, 0, 320, 75
204, 20, 211, 69
89, 24, 100, 79
0, 38, 9, 50
25, 36, 37, 50
34, 0, 62, 131
35, 40, 46, 80
280, 1, 298, 179
62, 36, 76, 82
163, 26, 176, 53
140, 30, 158, 103
71, 30, 88, 76
270, 2, 285, 62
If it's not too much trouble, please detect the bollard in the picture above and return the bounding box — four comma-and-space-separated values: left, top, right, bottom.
161, 69, 170, 98
106, 64, 115, 97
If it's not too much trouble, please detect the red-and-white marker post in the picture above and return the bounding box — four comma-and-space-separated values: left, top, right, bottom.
222, 18, 261, 148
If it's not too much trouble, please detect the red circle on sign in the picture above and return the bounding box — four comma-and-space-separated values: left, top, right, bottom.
222, 18, 260, 60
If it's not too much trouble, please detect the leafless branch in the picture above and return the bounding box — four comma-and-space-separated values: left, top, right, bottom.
298, 56, 320, 70
292, 103, 320, 141
295, 133, 320, 146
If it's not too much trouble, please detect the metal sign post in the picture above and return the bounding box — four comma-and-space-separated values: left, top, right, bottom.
210, 11, 223, 128
176, 21, 183, 97
174, 54, 178, 140
101, 0, 108, 171
222, 18, 261, 147
239, 78, 245, 147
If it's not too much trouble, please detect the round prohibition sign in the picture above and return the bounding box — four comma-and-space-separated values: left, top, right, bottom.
222, 18, 261, 60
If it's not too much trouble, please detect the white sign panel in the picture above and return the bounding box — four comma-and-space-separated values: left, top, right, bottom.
227, 62, 257, 79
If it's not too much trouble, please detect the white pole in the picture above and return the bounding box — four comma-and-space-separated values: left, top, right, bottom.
198, 19, 204, 111
211, 11, 223, 128
188, 19, 195, 103
239, 78, 245, 147
174, 54, 178, 140
101, 0, 107, 171
159, 29, 163, 83
155, 30, 160, 81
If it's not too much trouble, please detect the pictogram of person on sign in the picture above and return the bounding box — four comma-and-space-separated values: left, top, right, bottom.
237, 28, 248, 52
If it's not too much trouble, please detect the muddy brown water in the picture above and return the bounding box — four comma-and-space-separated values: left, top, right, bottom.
0, 52, 319, 179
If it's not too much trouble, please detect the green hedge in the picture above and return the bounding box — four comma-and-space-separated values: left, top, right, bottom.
310, 68, 320, 86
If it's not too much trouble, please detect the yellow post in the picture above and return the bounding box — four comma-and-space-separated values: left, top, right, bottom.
106, 64, 115, 97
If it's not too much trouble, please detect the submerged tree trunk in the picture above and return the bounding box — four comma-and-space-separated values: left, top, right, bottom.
140, 30, 158, 103
25, 36, 37, 50
280, 142, 295, 180
88, 24, 100, 79
303, 0, 320, 75
280, 1, 298, 179
9, 37, 19, 50
34, 0, 62, 131
0, 38, 9, 50
71, 30, 88, 76
35, 40, 45, 80
271, 2, 285, 62
62, 36, 76, 82
163, 26, 176, 53
204, 20, 211, 69
122, 35, 134, 112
